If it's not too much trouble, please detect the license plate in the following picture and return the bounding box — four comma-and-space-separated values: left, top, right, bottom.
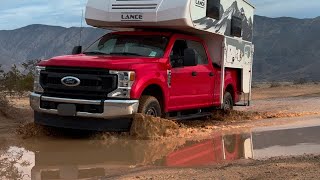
57, 104, 76, 116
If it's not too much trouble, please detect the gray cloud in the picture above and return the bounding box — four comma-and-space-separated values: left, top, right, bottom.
0, 0, 319, 30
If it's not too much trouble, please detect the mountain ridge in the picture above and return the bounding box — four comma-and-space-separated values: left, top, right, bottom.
0, 15, 320, 82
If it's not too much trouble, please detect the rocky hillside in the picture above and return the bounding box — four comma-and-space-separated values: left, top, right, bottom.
0, 25, 107, 70
1, 15, 320, 81
253, 15, 320, 81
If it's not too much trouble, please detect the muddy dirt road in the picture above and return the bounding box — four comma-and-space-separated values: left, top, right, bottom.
0, 84, 320, 179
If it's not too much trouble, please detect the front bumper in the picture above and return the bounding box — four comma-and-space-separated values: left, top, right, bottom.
30, 93, 139, 119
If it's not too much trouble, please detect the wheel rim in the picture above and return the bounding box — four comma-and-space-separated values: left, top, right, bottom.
146, 107, 158, 117
224, 99, 232, 111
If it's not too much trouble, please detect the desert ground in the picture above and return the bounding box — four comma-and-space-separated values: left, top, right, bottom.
0, 83, 320, 179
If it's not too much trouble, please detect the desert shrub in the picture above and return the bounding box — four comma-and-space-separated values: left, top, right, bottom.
251, 82, 260, 88
293, 78, 308, 85
270, 81, 281, 88
1, 59, 39, 96
0, 93, 8, 108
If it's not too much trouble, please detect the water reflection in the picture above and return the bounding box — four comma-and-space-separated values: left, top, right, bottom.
1, 124, 320, 179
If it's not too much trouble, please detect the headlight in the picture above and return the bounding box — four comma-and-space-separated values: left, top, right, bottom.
33, 66, 45, 93
108, 70, 135, 98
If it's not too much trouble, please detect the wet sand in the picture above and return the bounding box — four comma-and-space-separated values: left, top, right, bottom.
0, 84, 320, 179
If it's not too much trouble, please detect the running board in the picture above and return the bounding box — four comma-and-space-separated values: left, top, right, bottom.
168, 112, 212, 121
234, 103, 249, 107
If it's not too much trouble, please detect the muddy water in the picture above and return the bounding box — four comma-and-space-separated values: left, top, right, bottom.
1, 117, 320, 180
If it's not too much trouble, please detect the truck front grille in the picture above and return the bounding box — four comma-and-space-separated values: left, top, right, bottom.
40, 67, 118, 100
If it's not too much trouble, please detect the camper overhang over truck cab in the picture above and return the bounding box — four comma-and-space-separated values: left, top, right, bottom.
30, 0, 255, 131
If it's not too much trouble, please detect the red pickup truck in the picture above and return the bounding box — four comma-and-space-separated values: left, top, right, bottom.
30, 31, 241, 131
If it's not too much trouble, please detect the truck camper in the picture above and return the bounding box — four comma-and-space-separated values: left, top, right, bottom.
30, 0, 255, 131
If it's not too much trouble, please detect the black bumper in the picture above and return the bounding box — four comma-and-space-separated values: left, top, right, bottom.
34, 111, 132, 132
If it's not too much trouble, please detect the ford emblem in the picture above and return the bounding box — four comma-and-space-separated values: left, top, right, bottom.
61, 76, 81, 87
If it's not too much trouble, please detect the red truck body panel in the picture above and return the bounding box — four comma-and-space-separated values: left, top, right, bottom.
39, 31, 241, 113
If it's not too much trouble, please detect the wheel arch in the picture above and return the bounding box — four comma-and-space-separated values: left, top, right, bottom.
139, 84, 166, 113
225, 84, 236, 104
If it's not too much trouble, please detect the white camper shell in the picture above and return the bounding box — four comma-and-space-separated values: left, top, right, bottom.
85, 0, 255, 105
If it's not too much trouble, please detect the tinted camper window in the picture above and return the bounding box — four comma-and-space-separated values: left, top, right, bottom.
231, 16, 242, 37
207, 0, 220, 20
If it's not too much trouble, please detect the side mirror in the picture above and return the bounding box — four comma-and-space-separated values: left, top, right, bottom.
213, 63, 221, 68
72, 46, 82, 55
183, 48, 197, 67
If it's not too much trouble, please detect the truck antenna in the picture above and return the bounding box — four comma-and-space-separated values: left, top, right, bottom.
79, 9, 84, 46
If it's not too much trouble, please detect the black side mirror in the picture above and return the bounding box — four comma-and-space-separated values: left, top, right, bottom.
183, 48, 197, 67
213, 63, 221, 68
72, 46, 82, 55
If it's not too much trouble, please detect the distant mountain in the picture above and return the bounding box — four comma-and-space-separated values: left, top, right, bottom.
253, 15, 320, 81
0, 25, 107, 70
1, 15, 320, 82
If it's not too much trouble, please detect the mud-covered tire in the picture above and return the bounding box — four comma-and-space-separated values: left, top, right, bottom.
138, 96, 161, 117
223, 92, 234, 111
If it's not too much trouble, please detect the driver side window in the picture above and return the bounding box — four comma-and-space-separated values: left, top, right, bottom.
170, 40, 187, 68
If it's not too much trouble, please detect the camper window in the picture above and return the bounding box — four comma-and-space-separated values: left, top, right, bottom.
231, 16, 242, 37
207, 0, 220, 20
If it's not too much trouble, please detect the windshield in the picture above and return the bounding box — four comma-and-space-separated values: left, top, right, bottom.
84, 34, 169, 58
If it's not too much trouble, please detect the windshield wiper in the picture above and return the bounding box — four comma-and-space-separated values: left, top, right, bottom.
110, 52, 143, 57
83, 51, 109, 55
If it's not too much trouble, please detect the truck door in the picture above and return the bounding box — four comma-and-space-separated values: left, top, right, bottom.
186, 40, 214, 106
168, 39, 214, 111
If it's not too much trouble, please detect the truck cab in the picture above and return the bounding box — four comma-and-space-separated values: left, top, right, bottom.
30, 0, 254, 131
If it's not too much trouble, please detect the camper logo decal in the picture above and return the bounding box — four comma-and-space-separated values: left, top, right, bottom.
195, 0, 205, 8
121, 13, 143, 21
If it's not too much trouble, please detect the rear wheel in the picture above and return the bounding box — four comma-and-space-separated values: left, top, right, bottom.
138, 96, 161, 117
223, 92, 234, 111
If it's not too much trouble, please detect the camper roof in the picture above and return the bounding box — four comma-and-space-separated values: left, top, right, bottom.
85, 0, 255, 41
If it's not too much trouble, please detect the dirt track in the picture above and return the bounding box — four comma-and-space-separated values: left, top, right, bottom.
113, 155, 320, 180
0, 84, 320, 179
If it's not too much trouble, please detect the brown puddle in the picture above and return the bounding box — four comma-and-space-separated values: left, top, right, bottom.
1, 116, 320, 180
15, 111, 320, 140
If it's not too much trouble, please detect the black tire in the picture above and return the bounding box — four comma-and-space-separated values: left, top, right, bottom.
223, 92, 234, 111
138, 96, 162, 117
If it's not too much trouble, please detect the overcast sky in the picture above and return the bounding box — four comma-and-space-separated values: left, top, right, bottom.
0, 0, 319, 30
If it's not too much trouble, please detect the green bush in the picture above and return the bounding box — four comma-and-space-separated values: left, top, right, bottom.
0, 59, 39, 96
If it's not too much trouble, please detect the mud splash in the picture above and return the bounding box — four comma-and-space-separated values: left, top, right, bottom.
130, 114, 179, 140
16, 123, 48, 139
15, 110, 320, 140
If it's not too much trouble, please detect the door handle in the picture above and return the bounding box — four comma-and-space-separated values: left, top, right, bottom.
209, 72, 214, 77
192, 71, 198, 76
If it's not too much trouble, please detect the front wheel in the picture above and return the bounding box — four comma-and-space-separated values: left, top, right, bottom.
223, 92, 234, 111
138, 96, 162, 117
